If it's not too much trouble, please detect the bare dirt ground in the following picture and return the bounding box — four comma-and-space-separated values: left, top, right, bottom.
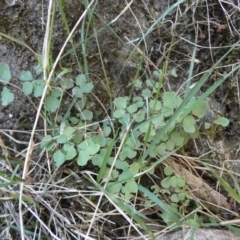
1, 0, 240, 239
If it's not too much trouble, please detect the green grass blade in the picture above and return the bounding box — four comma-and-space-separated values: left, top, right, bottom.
112, 196, 155, 240
0, 171, 25, 183
0, 181, 18, 188
97, 131, 118, 183
227, 225, 240, 236
101, 185, 155, 240
9, 193, 37, 204
56, 0, 82, 72
0, 155, 24, 166
139, 185, 181, 224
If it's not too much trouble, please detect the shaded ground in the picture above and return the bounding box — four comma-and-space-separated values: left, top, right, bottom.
1, 0, 240, 239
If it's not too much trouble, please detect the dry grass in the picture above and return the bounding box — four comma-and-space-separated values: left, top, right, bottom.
1, 0, 240, 239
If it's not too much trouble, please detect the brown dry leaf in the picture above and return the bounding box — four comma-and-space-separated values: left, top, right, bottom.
166, 157, 231, 213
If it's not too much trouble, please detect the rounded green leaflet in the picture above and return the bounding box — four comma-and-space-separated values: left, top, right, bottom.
63, 144, 77, 160
164, 166, 174, 176
166, 139, 175, 151
60, 78, 74, 89
155, 142, 167, 155
186, 219, 200, 229
183, 199, 190, 207
214, 117, 229, 127
161, 176, 171, 188
22, 82, 33, 95
161, 133, 170, 142
135, 109, 145, 122
76, 74, 87, 86
41, 135, 52, 147
34, 59, 42, 75
75, 98, 86, 110
113, 108, 125, 118
78, 139, 100, 155
145, 200, 152, 208
51, 88, 62, 97
146, 79, 155, 88
77, 151, 89, 166
133, 96, 144, 107
56, 115, 63, 122
133, 96, 142, 102
125, 180, 138, 193
19, 70, 33, 81
183, 115, 196, 133
175, 95, 182, 107
0, 63, 11, 84
170, 176, 178, 188
153, 82, 162, 93
123, 191, 134, 201
205, 122, 211, 129
171, 68, 178, 77
53, 150, 66, 167
170, 193, 180, 203
114, 97, 128, 109
134, 79, 142, 88
33, 80, 45, 97
125, 136, 136, 148
115, 160, 129, 170
80, 109, 93, 121
149, 99, 161, 111
41, 135, 55, 151
111, 169, 119, 179
57, 134, 67, 144
130, 162, 140, 175
103, 125, 111, 137
161, 106, 173, 117
119, 113, 130, 126
163, 92, 177, 109
69, 117, 79, 124
139, 122, 152, 133
106, 182, 122, 194
119, 148, 127, 161
141, 88, 152, 97
151, 184, 160, 194
192, 101, 208, 118
127, 103, 138, 113
87, 142, 100, 155
45, 96, 60, 113
152, 115, 165, 128
171, 131, 184, 147
107, 157, 115, 166
92, 154, 103, 167
149, 150, 157, 158
1, 87, 14, 106
72, 135, 82, 144
91, 135, 106, 147
72, 87, 83, 98
153, 69, 161, 77
63, 126, 75, 137
82, 82, 94, 93
188, 126, 199, 139
118, 168, 133, 182
178, 192, 186, 201
122, 146, 136, 159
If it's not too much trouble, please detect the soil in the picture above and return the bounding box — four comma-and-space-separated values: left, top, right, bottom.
1, 0, 240, 239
